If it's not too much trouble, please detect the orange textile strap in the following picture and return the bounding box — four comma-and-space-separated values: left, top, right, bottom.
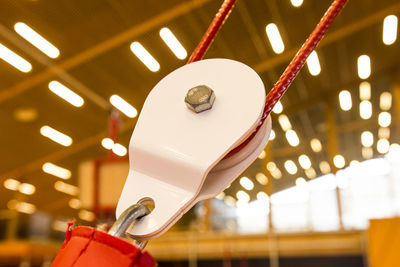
51, 226, 156, 267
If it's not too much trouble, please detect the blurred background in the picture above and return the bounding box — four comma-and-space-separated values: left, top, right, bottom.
0, 0, 400, 266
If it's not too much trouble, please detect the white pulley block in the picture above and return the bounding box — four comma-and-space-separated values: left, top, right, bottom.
117, 58, 271, 239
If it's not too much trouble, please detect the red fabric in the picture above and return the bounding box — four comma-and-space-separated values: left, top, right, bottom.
52, 226, 156, 267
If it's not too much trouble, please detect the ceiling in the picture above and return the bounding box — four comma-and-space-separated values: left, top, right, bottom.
0, 0, 399, 222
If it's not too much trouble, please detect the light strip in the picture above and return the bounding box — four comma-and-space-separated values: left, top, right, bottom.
109, 95, 137, 118
54, 181, 79, 196
130, 42, 160, 72
357, 55, 371, 79
265, 23, 285, 54
285, 129, 299, 147
19, 183, 36, 195
0, 43, 32, 72
272, 100, 283, 114
160, 27, 187, 60
360, 100, 372, 119
339, 90, 352, 111
306, 51, 321, 76
40, 125, 73, 146
278, 114, 292, 131
48, 81, 84, 107
383, 15, 398, 45
42, 162, 71, 179
14, 22, 60, 58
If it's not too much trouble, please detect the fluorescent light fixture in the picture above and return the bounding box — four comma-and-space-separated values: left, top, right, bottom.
42, 162, 71, 179
377, 138, 390, 154
14, 22, 60, 58
130, 41, 160, 72
357, 55, 371, 79
305, 167, 317, 179
306, 51, 321, 76
224, 195, 236, 207
285, 129, 299, 147
349, 160, 359, 166
295, 177, 307, 186
271, 168, 282, 179
378, 127, 390, 139
101, 138, 114, 150
267, 162, 277, 172
79, 210, 95, 221
240, 177, 254, 190
278, 114, 292, 131
360, 100, 372, 119
359, 81, 371, 100
378, 112, 391, 127
310, 138, 322, 152
362, 147, 373, 159
290, 0, 303, 7
69, 198, 82, 209
361, 131, 373, 147
383, 15, 398, 45
19, 183, 35, 195
52, 220, 68, 232
339, 90, 352, 111
272, 101, 283, 114
258, 150, 266, 159
109, 95, 137, 118
15, 201, 36, 214
269, 129, 276, 141
265, 23, 285, 54
0, 43, 32, 72
298, 154, 312, 169
48, 81, 84, 107
257, 192, 269, 202
319, 161, 331, 174
54, 181, 79, 196
333, 155, 345, 169
236, 190, 250, 202
159, 27, 187, 60
4, 179, 20, 191
256, 173, 268, 185
284, 160, 297, 175
112, 143, 127, 156
380, 92, 392, 111
40, 125, 72, 146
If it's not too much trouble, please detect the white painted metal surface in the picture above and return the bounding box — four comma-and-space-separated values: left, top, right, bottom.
117, 58, 271, 239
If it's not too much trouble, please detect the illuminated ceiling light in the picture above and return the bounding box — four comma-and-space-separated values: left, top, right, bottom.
159, 27, 187, 60
269, 129, 276, 141
130, 41, 160, 72
257, 192, 269, 202
18, 183, 35, 195
298, 154, 311, 169
256, 173, 268, 185
4, 179, 20, 191
357, 55, 371, 79
224, 195, 236, 207
295, 177, 307, 186
349, 160, 359, 166
265, 23, 285, 54
333, 155, 345, 169
40, 125, 72, 146
306, 51, 321, 76
278, 114, 292, 131
15, 201, 36, 214
361, 131, 374, 147
240, 177, 254, 190
338, 90, 352, 111
378, 112, 391, 127
48, 81, 84, 107
359, 81, 371, 101
290, 0, 303, 8
383, 15, 398, 45
362, 147, 373, 159
272, 101, 283, 114
236, 190, 250, 202
271, 168, 282, 179
360, 100, 372, 119
378, 127, 390, 139
389, 143, 400, 154
305, 167, 317, 179
14, 22, 60, 58
69, 198, 82, 209
101, 138, 114, 150
54, 181, 79, 196
109, 95, 138, 118
267, 161, 277, 172
52, 220, 68, 232
258, 150, 266, 159
285, 129, 299, 147
79, 210, 95, 221
216, 192, 225, 200
284, 160, 297, 175
0, 43, 32, 72
319, 161, 331, 174
377, 138, 390, 154
42, 162, 71, 179
310, 138, 322, 152
112, 143, 127, 157
380, 92, 392, 111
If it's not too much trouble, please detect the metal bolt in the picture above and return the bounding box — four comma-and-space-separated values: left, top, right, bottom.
184, 85, 216, 113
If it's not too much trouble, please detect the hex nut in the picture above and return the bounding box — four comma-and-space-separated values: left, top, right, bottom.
184, 85, 216, 113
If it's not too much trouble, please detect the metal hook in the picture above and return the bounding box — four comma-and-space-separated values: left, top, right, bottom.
108, 203, 150, 249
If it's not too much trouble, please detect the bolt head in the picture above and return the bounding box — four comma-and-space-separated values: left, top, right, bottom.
184, 85, 216, 113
